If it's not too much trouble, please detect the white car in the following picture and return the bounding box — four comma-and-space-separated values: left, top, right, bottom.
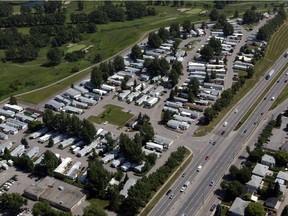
180, 186, 186, 192
223, 121, 228, 127
197, 165, 202, 172
234, 109, 238, 113
271, 97, 275, 101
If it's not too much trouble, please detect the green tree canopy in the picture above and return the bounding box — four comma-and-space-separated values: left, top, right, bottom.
83, 203, 107, 216
46, 47, 63, 65
34, 150, 60, 177
147, 32, 162, 48
130, 44, 143, 61
200, 45, 214, 62
209, 9, 220, 21
0, 193, 27, 214
245, 202, 265, 216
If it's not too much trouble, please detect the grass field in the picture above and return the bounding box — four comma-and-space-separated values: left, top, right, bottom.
194, 19, 288, 136
4, 2, 279, 104
87, 104, 133, 128
140, 147, 192, 216
270, 83, 288, 110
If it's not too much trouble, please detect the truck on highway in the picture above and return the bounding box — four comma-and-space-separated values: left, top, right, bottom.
266, 69, 275, 80
180, 181, 190, 192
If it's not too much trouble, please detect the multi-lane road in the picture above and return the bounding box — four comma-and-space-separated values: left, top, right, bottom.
149, 52, 288, 216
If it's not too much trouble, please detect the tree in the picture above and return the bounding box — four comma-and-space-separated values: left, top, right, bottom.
113, 55, 125, 71
234, 10, 239, 18
275, 150, 288, 166
81, 119, 96, 144
32, 201, 71, 216
281, 205, 288, 216
247, 147, 264, 163
87, 160, 111, 197
209, 9, 220, 21
77, 1, 84, 11
188, 78, 200, 97
246, 67, 254, 78
28, 120, 43, 132
276, 114, 282, 127
9, 96, 17, 105
83, 203, 107, 216
209, 36, 222, 55
20, 5, 32, 15
21, 138, 29, 148
147, 32, 162, 48
34, 150, 60, 177
223, 22, 234, 37
90, 67, 102, 88
157, 27, 169, 42
245, 202, 265, 216
139, 121, 154, 144
182, 20, 192, 33
200, 45, 214, 62
130, 45, 143, 61
221, 180, 243, 199
169, 23, 180, 38
107, 185, 121, 212
162, 110, 174, 124
119, 133, 144, 163
272, 181, 282, 198
0, 193, 27, 214
46, 48, 63, 65
14, 155, 34, 172
48, 138, 54, 148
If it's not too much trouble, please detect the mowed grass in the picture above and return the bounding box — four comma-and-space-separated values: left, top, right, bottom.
140, 147, 192, 216
194, 19, 288, 136
66, 44, 87, 53
270, 82, 288, 110
88, 104, 133, 128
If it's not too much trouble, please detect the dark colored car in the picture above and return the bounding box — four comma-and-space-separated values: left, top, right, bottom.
210, 204, 217, 211
212, 141, 217, 145
166, 189, 172, 196
221, 131, 225, 135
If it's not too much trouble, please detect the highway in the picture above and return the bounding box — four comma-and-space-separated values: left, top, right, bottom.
149, 52, 288, 216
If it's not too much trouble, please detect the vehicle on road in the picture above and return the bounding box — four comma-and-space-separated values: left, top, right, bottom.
261, 112, 264, 115
221, 131, 225, 135
180, 181, 190, 192
209, 139, 213, 144
234, 109, 238, 114
285, 51, 288, 58
212, 141, 217, 145
169, 193, 174, 199
271, 96, 275, 101
209, 180, 215, 186
166, 189, 172, 196
266, 69, 274, 80
182, 173, 186, 177
264, 97, 267, 100
285, 80, 287, 83
205, 156, 209, 160
223, 121, 228, 127
277, 80, 280, 83
243, 129, 247, 134
197, 165, 202, 172
210, 204, 217, 211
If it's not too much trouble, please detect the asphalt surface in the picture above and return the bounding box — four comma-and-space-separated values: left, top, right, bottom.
149, 51, 288, 216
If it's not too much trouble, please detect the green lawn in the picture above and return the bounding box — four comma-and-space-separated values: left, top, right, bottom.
194, 19, 288, 136
270, 84, 288, 110
87, 104, 134, 128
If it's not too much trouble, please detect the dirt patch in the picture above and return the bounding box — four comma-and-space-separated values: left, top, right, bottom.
177, 8, 190, 12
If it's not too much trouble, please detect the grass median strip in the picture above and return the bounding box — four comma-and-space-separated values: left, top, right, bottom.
235, 62, 288, 130
270, 79, 288, 110
140, 147, 192, 216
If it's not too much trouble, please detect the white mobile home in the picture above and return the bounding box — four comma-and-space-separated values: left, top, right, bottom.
167, 120, 180, 129
144, 97, 158, 107
10, 144, 25, 157
101, 84, 116, 92
121, 162, 132, 172
126, 92, 140, 103
59, 138, 77, 149
26, 146, 39, 158
77, 96, 97, 106
66, 161, 81, 180
38, 133, 53, 143
118, 90, 131, 100
73, 85, 89, 94
100, 154, 115, 164
0, 109, 15, 118
173, 114, 193, 124
63, 106, 84, 115
162, 106, 179, 114
72, 147, 81, 154
0, 141, 12, 155
146, 142, 163, 152
142, 85, 153, 94
6, 118, 27, 130
135, 94, 149, 106
54, 157, 72, 174
54, 95, 71, 106
165, 101, 183, 109
0, 124, 18, 135
0, 132, 8, 140
111, 158, 125, 168
29, 127, 48, 139
45, 100, 65, 111
15, 113, 35, 123
3, 104, 23, 113
71, 100, 88, 109
154, 135, 173, 148
92, 89, 108, 96
64, 88, 81, 99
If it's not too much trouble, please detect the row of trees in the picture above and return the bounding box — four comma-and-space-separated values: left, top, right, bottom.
257, 7, 286, 41
203, 77, 246, 124
42, 109, 96, 144
119, 146, 187, 215
257, 120, 276, 145
71, 2, 156, 25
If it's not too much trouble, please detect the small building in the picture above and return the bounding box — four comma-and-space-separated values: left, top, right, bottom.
45, 100, 65, 111
252, 163, 271, 177
63, 106, 83, 115
133, 162, 146, 173
71, 100, 88, 109
100, 154, 115, 164
64, 88, 81, 99
54, 95, 71, 106
153, 134, 173, 148
0, 132, 8, 140
26, 146, 39, 159
173, 114, 193, 124
150, 86, 164, 97
140, 74, 150, 81
265, 197, 280, 210
126, 92, 140, 103
245, 175, 263, 194
77, 96, 97, 106
135, 95, 149, 106
15, 113, 35, 123
120, 162, 132, 172
229, 197, 250, 216
276, 171, 288, 183
10, 144, 25, 157
101, 84, 116, 92
60, 138, 77, 149
118, 90, 131, 100
0, 124, 18, 135
23, 176, 86, 212
6, 118, 27, 130
162, 106, 179, 114
73, 85, 88, 94
166, 120, 180, 129
119, 178, 137, 198
261, 154, 275, 167
0, 109, 15, 118
111, 158, 125, 168
3, 104, 23, 113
